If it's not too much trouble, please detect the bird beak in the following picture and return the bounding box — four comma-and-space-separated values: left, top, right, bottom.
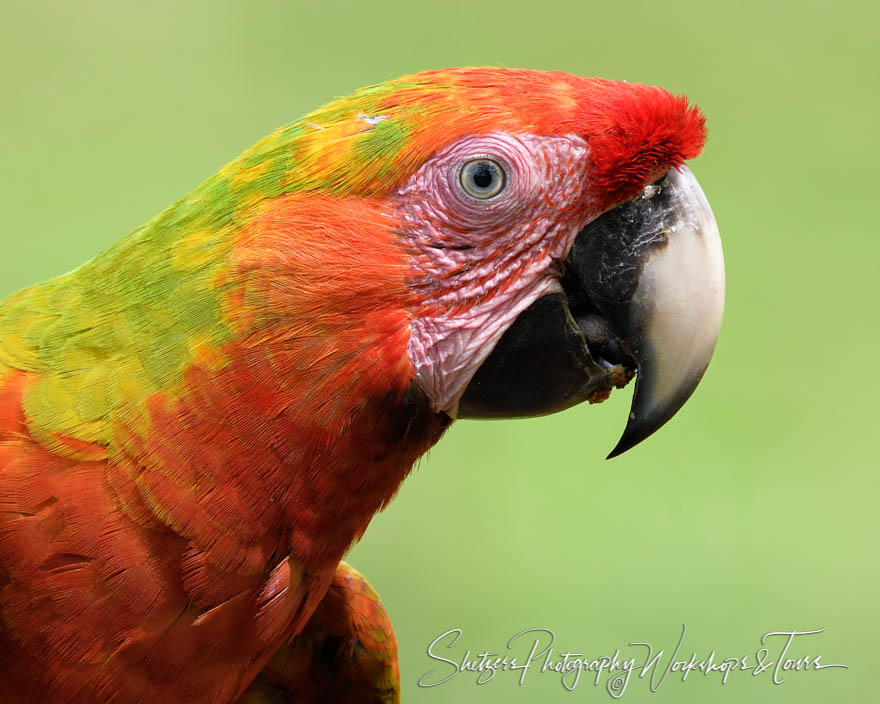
595, 166, 725, 457
458, 165, 725, 458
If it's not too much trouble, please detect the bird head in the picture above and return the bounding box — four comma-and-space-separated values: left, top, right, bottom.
233, 68, 724, 457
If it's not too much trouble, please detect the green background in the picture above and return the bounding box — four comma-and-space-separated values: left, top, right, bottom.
1, 1, 876, 701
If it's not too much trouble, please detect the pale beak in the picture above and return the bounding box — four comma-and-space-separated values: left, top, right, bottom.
458, 165, 724, 459
579, 165, 725, 458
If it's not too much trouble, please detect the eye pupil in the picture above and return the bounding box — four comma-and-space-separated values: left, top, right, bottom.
459, 158, 506, 199
472, 164, 494, 189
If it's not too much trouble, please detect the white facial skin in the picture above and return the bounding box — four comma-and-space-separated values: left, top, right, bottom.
393, 132, 596, 415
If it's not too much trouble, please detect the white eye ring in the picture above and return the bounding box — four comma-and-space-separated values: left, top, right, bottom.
459, 158, 507, 200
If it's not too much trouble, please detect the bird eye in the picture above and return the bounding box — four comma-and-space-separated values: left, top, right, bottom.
459, 158, 506, 199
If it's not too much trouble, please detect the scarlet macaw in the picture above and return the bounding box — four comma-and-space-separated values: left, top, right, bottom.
0, 68, 723, 702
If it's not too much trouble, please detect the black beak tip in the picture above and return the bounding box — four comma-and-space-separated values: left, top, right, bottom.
605, 420, 658, 459
606, 433, 634, 460
604, 385, 696, 460
604, 371, 674, 460
605, 417, 653, 459
605, 411, 675, 460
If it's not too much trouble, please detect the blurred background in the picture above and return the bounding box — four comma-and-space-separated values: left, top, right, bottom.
1, 1, 876, 701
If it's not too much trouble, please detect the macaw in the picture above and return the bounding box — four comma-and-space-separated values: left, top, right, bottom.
0, 68, 724, 702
